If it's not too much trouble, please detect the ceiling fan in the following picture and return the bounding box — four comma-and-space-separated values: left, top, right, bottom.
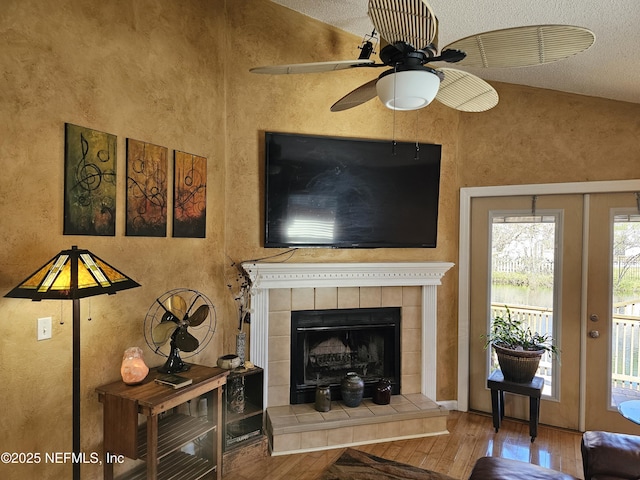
250, 0, 595, 113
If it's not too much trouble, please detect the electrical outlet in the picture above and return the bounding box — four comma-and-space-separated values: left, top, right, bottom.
37, 317, 52, 341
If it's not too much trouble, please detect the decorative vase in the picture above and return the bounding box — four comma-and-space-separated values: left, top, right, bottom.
340, 372, 364, 408
236, 332, 246, 367
228, 375, 245, 414
493, 344, 544, 383
315, 384, 331, 412
372, 378, 392, 405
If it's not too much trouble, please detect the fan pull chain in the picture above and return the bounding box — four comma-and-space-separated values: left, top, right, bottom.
414, 110, 420, 160
392, 64, 398, 155
391, 65, 398, 155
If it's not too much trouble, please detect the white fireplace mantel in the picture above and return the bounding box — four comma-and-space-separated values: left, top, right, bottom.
243, 262, 454, 289
243, 262, 454, 406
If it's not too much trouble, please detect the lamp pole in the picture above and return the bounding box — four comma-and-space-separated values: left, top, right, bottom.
72, 257, 81, 480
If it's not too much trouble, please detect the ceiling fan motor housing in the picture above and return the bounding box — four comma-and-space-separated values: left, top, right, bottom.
376, 66, 443, 110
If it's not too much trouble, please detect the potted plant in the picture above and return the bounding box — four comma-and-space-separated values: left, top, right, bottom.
483, 306, 558, 383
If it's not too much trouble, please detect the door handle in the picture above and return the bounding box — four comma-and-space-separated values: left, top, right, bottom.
589, 330, 600, 338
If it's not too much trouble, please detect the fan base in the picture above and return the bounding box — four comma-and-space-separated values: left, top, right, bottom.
158, 364, 190, 374
158, 354, 191, 374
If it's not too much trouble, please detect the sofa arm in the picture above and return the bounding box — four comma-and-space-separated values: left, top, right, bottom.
582, 431, 640, 480
469, 457, 578, 479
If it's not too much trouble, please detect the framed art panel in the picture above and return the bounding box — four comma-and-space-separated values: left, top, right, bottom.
173, 151, 206, 238
126, 139, 168, 237
64, 123, 117, 236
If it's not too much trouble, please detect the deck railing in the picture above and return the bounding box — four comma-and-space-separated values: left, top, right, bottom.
490, 303, 640, 391
612, 302, 640, 390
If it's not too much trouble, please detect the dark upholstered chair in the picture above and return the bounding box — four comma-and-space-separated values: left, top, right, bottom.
581, 430, 640, 480
469, 430, 640, 480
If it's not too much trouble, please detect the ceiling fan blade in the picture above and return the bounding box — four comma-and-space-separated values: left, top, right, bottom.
443, 25, 595, 68
368, 0, 438, 49
164, 294, 187, 319
151, 321, 178, 347
331, 78, 378, 112
435, 68, 499, 112
175, 326, 200, 353
250, 59, 374, 75
186, 304, 209, 327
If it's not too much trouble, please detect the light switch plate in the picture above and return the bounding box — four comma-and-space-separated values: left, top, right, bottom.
37, 317, 52, 341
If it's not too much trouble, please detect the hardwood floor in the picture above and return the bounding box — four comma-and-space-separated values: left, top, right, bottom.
223, 411, 585, 480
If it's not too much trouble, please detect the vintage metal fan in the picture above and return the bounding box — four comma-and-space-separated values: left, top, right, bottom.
250, 0, 595, 112
144, 288, 217, 373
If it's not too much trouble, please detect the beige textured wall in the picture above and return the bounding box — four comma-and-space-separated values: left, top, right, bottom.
1, 0, 640, 478
458, 83, 640, 186
0, 1, 227, 478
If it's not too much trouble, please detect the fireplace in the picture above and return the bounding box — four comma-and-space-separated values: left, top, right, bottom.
242, 262, 454, 455
242, 262, 454, 409
290, 307, 401, 404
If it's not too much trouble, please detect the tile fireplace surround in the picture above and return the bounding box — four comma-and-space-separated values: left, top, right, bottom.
243, 261, 454, 454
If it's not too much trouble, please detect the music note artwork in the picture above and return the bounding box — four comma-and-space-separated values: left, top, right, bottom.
126, 139, 168, 237
173, 150, 207, 238
63, 123, 117, 236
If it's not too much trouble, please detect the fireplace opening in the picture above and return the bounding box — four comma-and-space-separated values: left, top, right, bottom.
290, 307, 401, 404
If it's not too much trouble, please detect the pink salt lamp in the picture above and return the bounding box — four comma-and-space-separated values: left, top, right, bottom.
121, 346, 149, 385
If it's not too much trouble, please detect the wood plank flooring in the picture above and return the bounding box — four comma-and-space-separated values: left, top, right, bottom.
223, 411, 585, 480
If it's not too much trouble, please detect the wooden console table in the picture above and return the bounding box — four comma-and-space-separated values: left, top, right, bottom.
96, 364, 228, 480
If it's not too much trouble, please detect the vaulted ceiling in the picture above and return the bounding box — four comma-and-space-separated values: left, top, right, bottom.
272, 0, 640, 105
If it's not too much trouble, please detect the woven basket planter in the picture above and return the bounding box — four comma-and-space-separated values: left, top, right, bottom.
493, 344, 544, 383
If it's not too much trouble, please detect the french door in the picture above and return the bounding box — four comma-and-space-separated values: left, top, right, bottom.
468, 191, 640, 433
584, 192, 640, 433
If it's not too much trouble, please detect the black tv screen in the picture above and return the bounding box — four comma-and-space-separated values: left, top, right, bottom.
264, 132, 441, 248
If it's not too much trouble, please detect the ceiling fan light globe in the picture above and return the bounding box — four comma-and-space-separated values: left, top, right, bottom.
376, 69, 441, 111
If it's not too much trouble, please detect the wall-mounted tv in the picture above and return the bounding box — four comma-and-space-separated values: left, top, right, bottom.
264, 132, 442, 248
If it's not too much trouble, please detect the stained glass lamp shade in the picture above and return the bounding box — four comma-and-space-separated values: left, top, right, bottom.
5, 245, 140, 300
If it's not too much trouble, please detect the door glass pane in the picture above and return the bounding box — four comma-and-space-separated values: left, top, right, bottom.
611, 213, 640, 406
490, 213, 558, 397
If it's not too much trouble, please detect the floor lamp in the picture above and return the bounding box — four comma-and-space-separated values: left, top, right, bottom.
5, 245, 140, 480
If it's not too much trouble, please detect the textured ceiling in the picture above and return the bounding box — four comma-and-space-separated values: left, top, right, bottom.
271, 0, 640, 105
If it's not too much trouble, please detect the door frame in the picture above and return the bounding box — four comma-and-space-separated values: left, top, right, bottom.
457, 179, 640, 431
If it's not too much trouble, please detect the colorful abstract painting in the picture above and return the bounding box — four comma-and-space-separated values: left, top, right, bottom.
64, 123, 117, 236
126, 139, 168, 237
173, 151, 207, 238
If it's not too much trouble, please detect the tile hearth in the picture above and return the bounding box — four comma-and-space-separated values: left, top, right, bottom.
267, 394, 449, 455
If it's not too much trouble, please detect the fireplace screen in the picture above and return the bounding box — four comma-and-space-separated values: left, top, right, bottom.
290, 307, 401, 404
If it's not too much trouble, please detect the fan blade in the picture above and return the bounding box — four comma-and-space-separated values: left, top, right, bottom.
368, 0, 437, 49
443, 25, 595, 68
250, 59, 374, 75
435, 68, 499, 112
164, 294, 187, 320
175, 326, 199, 353
331, 78, 378, 112
151, 321, 178, 347
186, 304, 209, 327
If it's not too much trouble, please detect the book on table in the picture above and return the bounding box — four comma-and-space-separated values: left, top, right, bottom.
155, 373, 193, 389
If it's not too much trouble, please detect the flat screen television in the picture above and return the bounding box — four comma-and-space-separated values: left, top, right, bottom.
264, 132, 442, 248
